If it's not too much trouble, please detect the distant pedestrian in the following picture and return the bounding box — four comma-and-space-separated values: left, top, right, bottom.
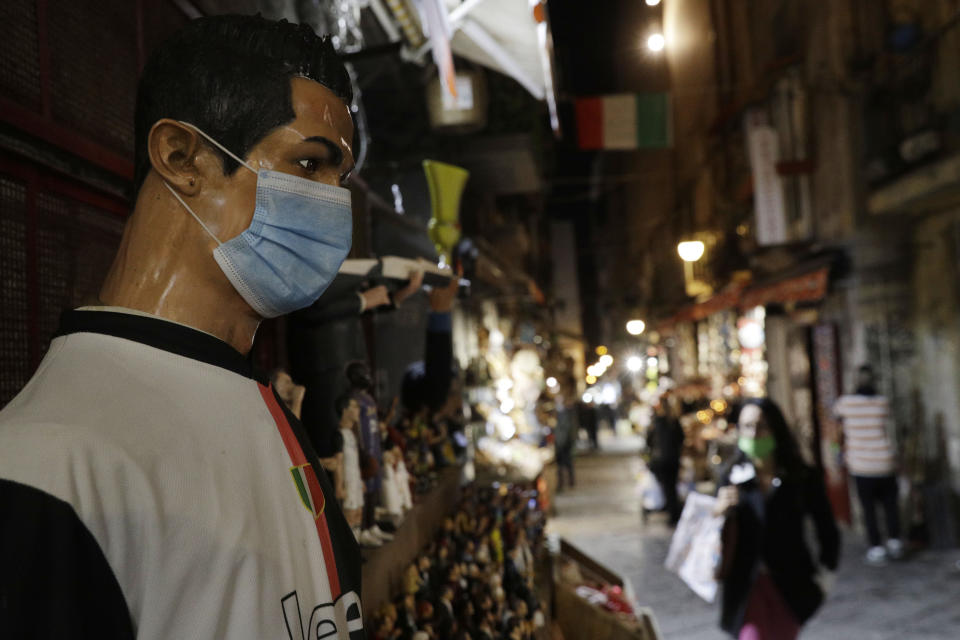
647, 390, 685, 525
598, 403, 617, 434
834, 364, 903, 565
578, 399, 599, 450
716, 398, 840, 640
554, 376, 579, 491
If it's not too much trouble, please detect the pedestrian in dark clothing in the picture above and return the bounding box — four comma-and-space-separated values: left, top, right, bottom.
598, 403, 617, 433
554, 377, 579, 491
554, 411, 577, 490
647, 391, 685, 524
578, 400, 599, 450
716, 398, 840, 640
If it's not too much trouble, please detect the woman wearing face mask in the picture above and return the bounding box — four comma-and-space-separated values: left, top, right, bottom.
715, 398, 840, 640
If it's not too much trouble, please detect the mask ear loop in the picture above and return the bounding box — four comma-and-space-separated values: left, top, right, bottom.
177, 120, 259, 174
162, 120, 259, 246
163, 182, 224, 246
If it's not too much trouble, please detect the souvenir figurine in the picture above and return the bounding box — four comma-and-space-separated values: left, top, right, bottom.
335, 393, 370, 545
346, 361, 395, 545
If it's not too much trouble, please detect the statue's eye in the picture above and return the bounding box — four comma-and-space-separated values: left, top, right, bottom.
298, 158, 322, 173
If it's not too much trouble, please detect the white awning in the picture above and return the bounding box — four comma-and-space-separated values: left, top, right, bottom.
446, 0, 548, 100
399, 0, 559, 131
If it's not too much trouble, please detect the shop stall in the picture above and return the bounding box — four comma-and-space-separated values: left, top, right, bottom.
553, 539, 662, 640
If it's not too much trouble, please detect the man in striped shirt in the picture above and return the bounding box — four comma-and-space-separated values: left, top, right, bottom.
834, 365, 903, 565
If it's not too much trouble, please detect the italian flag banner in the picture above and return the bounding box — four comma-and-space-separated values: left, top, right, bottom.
575, 93, 672, 150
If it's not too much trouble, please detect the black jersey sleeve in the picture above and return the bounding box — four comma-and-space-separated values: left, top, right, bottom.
0, 479, 135, 638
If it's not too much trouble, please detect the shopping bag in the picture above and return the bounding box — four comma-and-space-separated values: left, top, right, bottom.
640, 473, 666, 511
664, 492, 723, 603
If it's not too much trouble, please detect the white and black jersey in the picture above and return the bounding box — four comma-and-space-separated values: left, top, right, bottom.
0, 309, 364, 639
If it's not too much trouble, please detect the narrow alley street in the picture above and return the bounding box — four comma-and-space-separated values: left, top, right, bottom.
547, 434, 960, 640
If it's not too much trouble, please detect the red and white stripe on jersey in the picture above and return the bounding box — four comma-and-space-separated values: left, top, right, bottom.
259, 383, 342, 599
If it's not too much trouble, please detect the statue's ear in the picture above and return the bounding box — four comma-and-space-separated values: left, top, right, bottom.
147, 119, 203, 196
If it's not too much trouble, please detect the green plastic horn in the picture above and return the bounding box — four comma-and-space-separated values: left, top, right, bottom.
424, 159, 469, 264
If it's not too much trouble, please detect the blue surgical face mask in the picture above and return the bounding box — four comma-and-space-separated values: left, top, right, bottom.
164, 122, 352, 318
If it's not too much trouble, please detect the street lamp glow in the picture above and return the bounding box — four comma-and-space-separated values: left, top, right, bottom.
601, 384, 617, 404
626, 319, 646, 336
546, 376, 558, 389
586, 375, 597, 385
647, 33, 665, 52
627, 356, 643, 373
677, 240, 705, 262
645, 0, 661, 5
599, 354, 614, 367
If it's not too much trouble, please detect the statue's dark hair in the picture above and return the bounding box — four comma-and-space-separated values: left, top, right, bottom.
134, 14, 352, 195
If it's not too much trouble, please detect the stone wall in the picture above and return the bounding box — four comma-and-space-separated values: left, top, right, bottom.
912, 209, 960, 490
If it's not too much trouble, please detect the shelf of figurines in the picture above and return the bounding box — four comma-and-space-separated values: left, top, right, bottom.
365, 480, 553, 639
361, 466, 463, 617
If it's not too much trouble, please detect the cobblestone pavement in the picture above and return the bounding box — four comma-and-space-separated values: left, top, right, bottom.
546, 433, 960, 640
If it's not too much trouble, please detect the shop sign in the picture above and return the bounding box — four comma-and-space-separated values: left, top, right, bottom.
746, 110, 788, 246
739, 267, 829, 310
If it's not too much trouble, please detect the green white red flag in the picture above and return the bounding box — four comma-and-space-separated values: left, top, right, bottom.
575, 93, 672, 150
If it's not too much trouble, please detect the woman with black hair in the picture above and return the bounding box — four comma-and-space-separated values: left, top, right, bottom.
716, 398, 840, 640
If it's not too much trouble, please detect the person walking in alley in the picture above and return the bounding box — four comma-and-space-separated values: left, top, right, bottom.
578, 397, 600, 450
716, 398, 840, 640
647, 390, 685, 525
834, 364, 904, 565
554, 376, 579, 491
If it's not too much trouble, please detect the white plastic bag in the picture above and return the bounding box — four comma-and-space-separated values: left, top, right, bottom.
640, 473, 666, 511
665, 492, 724, 602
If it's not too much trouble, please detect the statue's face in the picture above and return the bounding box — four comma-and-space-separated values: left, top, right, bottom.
198, 76, 355, 246
346, 398, 360, 424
